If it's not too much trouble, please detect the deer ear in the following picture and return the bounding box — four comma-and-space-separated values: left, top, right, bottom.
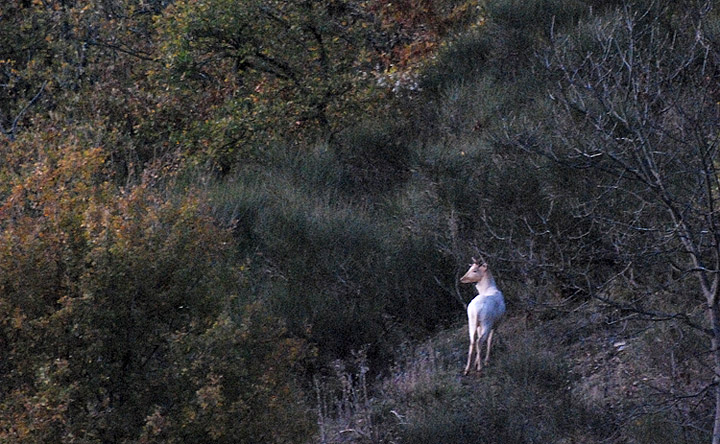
471, 257, 479, 264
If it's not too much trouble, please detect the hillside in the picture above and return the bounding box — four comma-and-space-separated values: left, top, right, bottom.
314, 301, 710, 443
1, 0, 719, 443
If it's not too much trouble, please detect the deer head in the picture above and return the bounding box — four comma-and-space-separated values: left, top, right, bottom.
460, 259, 489, 284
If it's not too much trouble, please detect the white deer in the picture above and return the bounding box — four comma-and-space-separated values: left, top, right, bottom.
460, 257, 506, 375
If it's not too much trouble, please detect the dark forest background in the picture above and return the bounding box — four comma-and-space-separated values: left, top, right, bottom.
2, 0, 720, 442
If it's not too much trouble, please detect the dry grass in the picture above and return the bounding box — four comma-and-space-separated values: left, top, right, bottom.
310, 296, 714, 444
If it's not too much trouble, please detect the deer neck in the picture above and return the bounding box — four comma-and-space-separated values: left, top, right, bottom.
474, 273, 497, 296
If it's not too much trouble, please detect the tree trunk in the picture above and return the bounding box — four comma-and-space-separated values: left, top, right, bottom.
710, 302, 720, 444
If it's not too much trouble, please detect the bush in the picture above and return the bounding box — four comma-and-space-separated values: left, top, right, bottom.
421, 30, 494, 93
332, 120, 413, 194
487, 0, 586, 34
625, 413, 707, 444
205, 140, 468, 368
422, 0, 587, 94
0, 133, 313, 443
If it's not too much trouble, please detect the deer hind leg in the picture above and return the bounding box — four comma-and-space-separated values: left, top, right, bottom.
483, 329, 495, 365
475, 325, 490, 372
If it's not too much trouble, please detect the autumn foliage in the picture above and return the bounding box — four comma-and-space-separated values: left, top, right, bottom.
4, 0, 720, 443
0, 129, 311, 442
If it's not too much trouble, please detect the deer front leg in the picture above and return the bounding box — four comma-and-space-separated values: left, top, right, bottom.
465, 313, 478, 375
474, 333, 484, 371
464, 336, 475, 375
464, 345, 474, 375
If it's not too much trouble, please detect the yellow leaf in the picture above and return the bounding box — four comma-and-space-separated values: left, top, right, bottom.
12, 308, 26, 329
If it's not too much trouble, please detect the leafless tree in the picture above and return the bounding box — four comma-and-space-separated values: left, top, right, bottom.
504, 1, 720, 441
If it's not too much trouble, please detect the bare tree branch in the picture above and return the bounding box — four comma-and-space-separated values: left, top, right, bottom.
1, 80, 48, 142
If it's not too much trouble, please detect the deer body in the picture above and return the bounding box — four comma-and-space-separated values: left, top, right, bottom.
461, 259, 505, 375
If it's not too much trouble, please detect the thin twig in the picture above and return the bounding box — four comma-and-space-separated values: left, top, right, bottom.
433, 274, 467, 310
2, 80, 47, 141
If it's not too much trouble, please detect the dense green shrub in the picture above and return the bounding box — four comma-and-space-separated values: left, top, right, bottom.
333, 120, 414, 194
487, 0, 586, 33
206, 142, 462, 366
422, 0, 587, 94
0, 132, 312, 443
421, 30, 495, 93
